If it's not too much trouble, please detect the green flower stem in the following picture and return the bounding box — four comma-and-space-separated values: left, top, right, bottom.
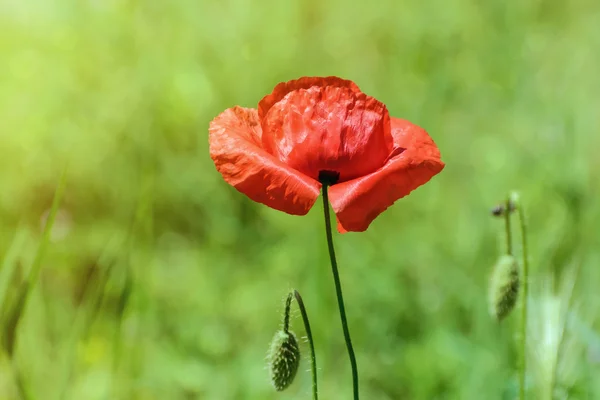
321, 185, 359, 400
293, 290, 318, 400
504, 196, 513, 256
513, 193, 529, 400
283, 292, 293, 333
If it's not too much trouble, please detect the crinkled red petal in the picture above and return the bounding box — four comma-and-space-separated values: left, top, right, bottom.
329, 118, 445, 233
209, 106, 321, 215
260, 79, 392, 182
257, 76, 362, 120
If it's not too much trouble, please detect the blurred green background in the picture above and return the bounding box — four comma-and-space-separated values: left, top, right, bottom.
1, 0, 600, 399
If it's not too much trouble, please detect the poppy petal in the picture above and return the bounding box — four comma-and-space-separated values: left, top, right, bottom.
260, 82, 393, 182
257, 76, 362, 119
328, 118, 444, 233
209, 106, 321, 215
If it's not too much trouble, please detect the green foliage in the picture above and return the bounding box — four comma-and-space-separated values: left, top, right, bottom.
1, 0, 600, 399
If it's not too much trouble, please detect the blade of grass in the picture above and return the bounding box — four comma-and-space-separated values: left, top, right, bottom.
0, 228, 29, 313
56, 259, 114, 400
110, 167, 154, 399
3, 168, 67, 400
20, 167, 68, 319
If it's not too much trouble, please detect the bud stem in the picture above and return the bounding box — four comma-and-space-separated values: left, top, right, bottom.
321, 185, 359, 400
294, 290, 318, 400
283, 292, 293, 333
512, 193, 529, 400
504, 196, 513, 256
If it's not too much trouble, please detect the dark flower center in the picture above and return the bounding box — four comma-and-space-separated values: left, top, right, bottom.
318, 170, 340, 185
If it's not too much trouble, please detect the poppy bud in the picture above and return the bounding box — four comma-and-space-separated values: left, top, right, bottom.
268, 330, 300, 391
489, 255, 520, 321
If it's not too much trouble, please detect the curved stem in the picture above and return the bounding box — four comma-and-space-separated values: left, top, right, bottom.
283, 292, 293, 333
514, 193, 529, 400
294, 290, 318, 400
321, 185, 359, 400
504, 196, 513, 256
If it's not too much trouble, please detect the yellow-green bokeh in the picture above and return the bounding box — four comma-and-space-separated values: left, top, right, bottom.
1, 0, 600, 399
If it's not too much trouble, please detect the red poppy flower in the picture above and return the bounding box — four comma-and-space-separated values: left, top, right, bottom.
209, 76, 444, 233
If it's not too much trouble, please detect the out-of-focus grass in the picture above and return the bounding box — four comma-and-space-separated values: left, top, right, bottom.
1, 0, 600, 399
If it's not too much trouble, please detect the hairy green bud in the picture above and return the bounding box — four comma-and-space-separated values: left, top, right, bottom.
268, 329, 300, 391
489, 255, 520, 321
